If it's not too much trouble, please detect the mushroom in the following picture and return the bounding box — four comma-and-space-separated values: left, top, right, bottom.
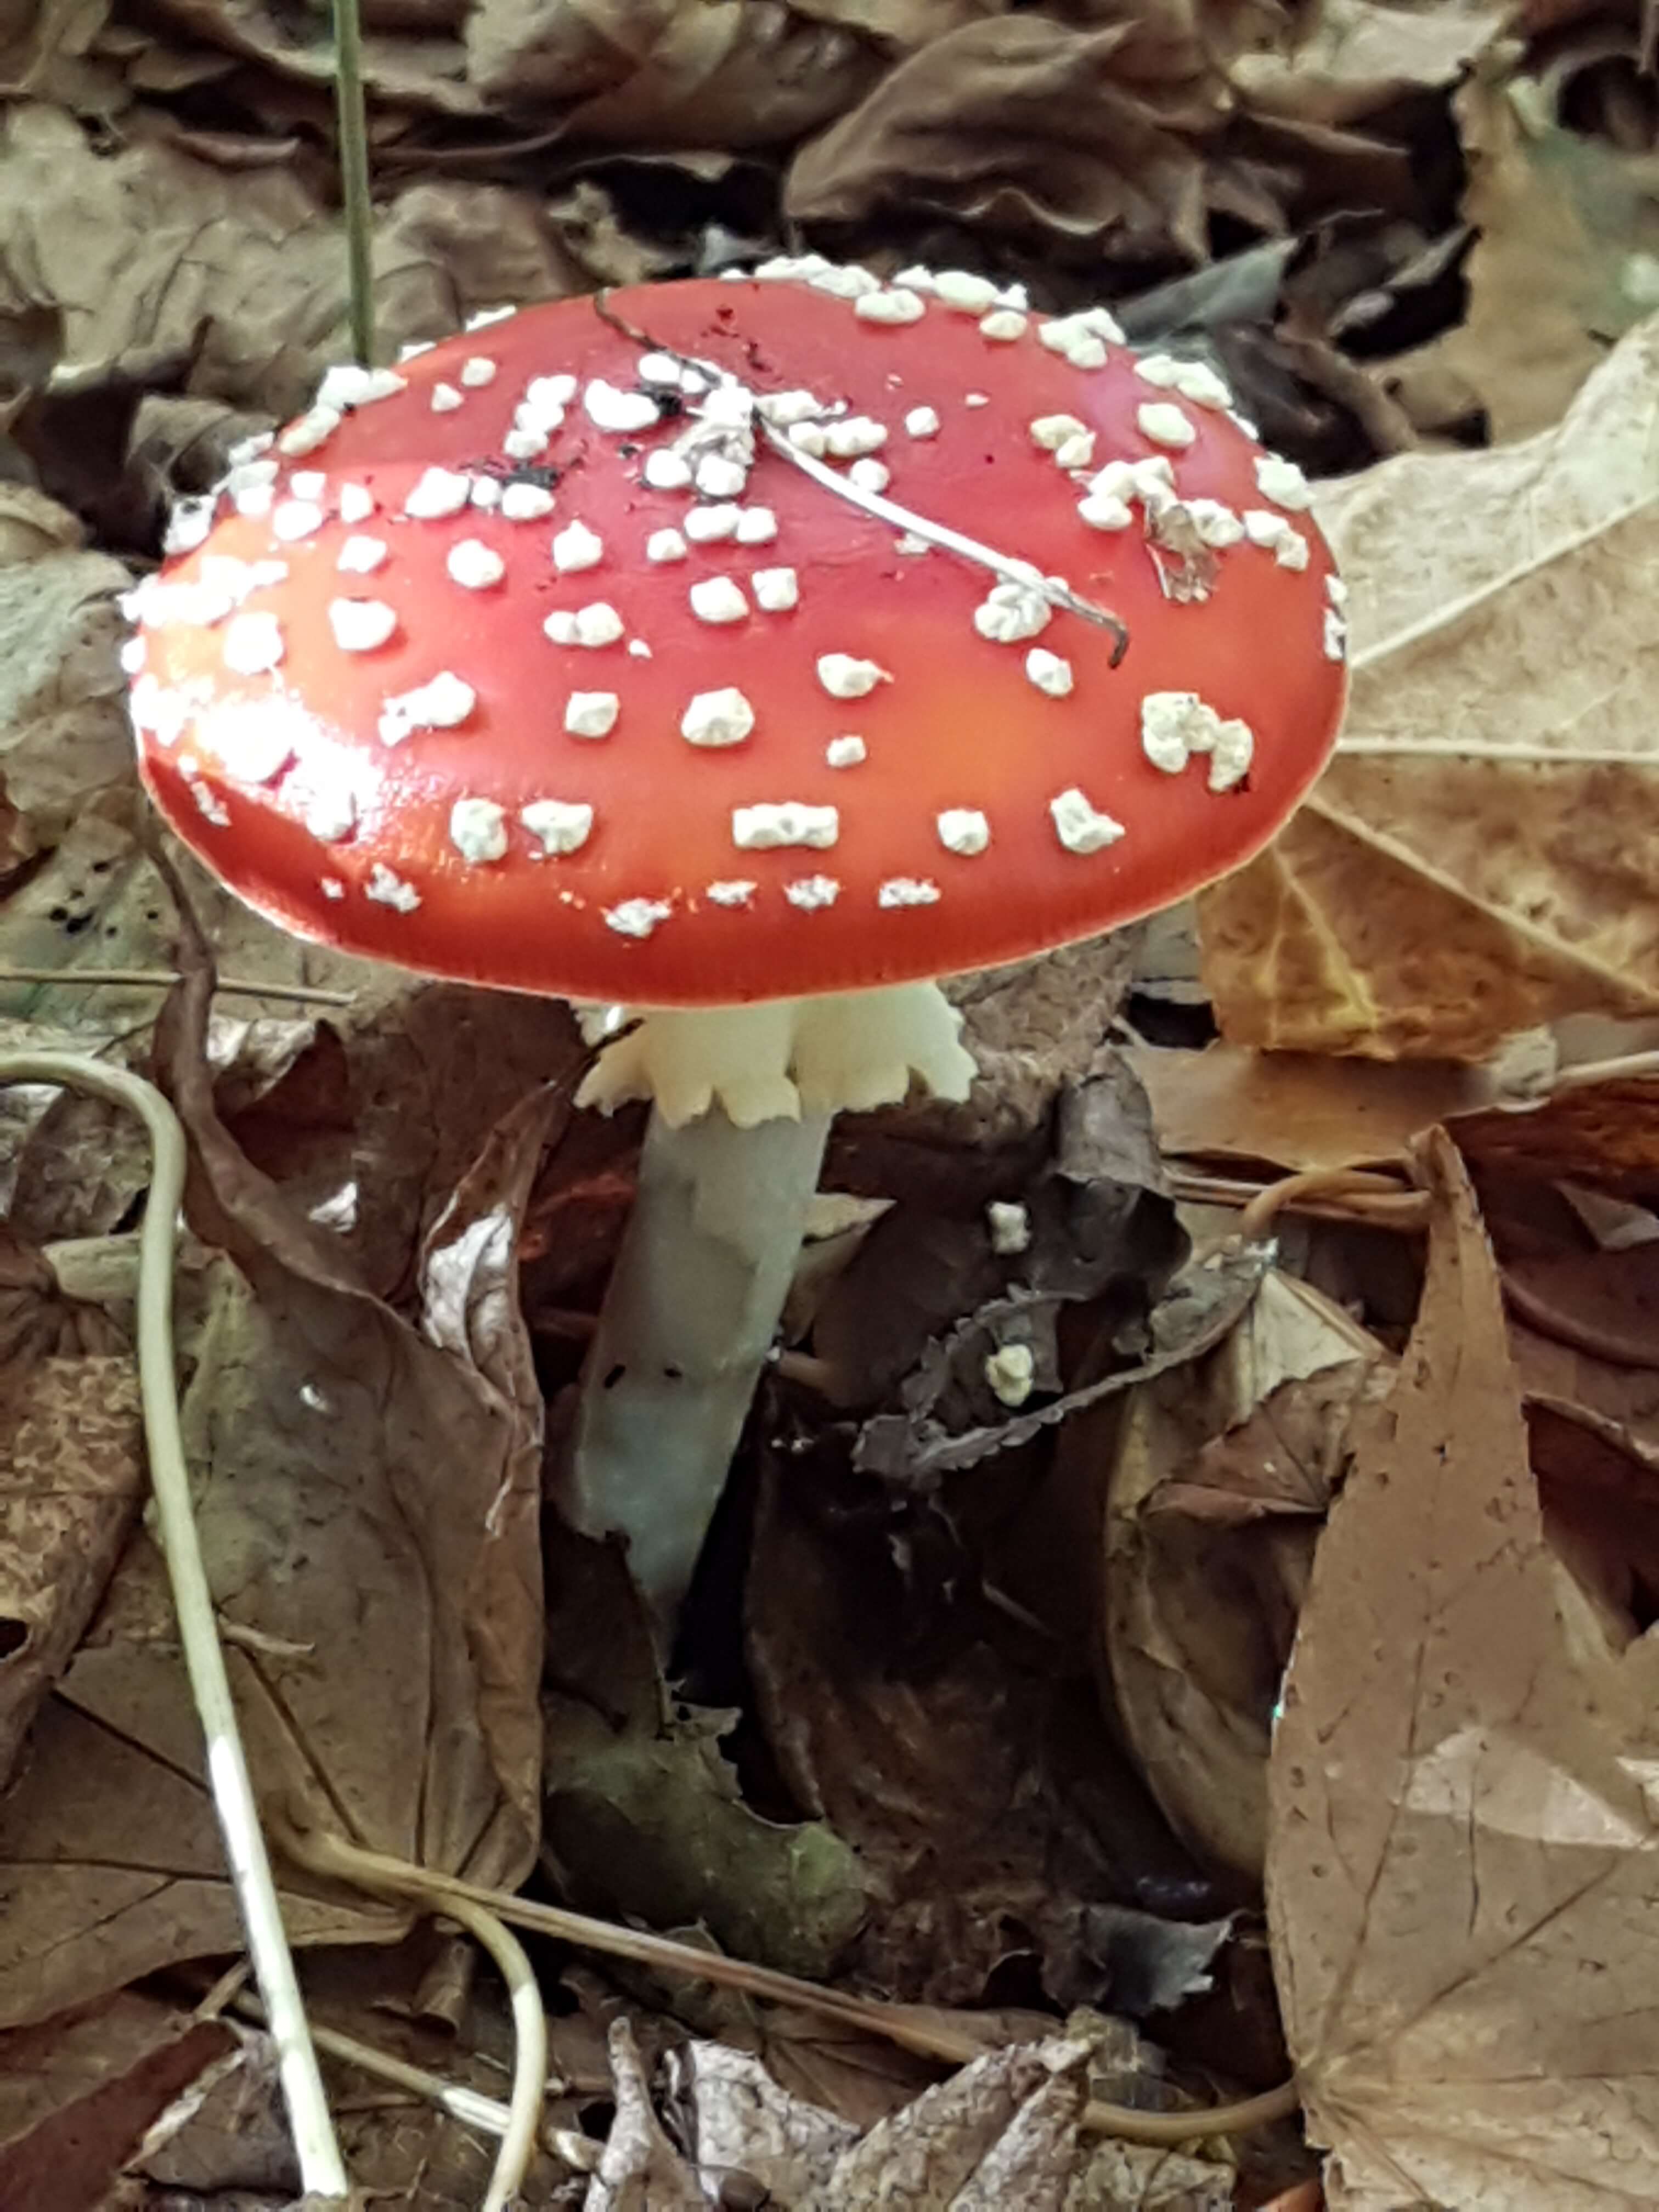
127, 267, 1347, 1629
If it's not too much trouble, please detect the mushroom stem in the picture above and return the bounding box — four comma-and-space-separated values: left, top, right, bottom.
561, 1099, 832, 1626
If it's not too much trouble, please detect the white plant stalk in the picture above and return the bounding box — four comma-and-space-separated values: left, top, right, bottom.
0, 1055, 348, 2203
561, 1101, 832, 1624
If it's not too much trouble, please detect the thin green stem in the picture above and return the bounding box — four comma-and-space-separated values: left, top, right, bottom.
331, 0, 375, 365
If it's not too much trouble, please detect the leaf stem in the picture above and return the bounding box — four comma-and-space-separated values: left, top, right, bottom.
332, 0, 375, 365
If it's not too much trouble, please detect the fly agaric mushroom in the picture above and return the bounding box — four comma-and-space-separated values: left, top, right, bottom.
127, 263, 1347, 1626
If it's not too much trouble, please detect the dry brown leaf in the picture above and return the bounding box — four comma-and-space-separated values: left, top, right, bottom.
809, 2036, 1088, 2209
785, 13, 1228, 258
1268, 1130, 1659, 2207
1201, 311, 1659, 1060
1398, 48, 1659, 444
1126, 1043, 1499, 1176
0, 1288, 142, 1784
0, 487, 131, 871
0, 986, 557, 2028
682, 2041, 859, 2204
788, 0, 1000, 47
616, 2026, 1108, 2209
467, 0, 879, 147
1103, 1272, 1387, 1880
1235, 0, 1503, 119
0, 105, 578, 424
137, 0, 479, 114
1127, 1045, 1659, 1211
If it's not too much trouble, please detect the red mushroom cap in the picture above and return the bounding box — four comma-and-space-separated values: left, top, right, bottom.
128, 267, 1347, 1007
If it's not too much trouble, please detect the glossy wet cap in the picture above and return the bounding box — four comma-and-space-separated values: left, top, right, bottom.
128, 263, 1348, 1006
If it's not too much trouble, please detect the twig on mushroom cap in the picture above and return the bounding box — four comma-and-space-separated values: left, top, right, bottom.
591, 287, 1131, 662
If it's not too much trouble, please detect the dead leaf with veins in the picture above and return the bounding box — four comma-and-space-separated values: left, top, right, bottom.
0, 983, 558, 2028
1201, 312, 1659, 1060
1268, 1130, 1659, 2207
785, 13, 1231, 259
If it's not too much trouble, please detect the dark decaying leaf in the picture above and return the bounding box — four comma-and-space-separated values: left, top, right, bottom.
746, 1454, 1230, 2012
0, 1992, 235, 2212
541, 1528, 870, 1982
823, 1057, 1183, 1465
851, 1237, 1261, 1486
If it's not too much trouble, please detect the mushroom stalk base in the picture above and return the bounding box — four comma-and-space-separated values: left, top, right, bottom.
562, 1101, 831, 1626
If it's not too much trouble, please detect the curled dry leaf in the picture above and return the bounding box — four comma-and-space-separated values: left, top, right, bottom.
1268, 1130, 1659, 2208
471, 0, 879, 146
598, 2024, 1104, 2210
1201, 311, 1659, 1060
1103, 1271, 1389, 1882
588, 2018, 704, 2211
786, 13, 1229, 257
137, 0, 482, 114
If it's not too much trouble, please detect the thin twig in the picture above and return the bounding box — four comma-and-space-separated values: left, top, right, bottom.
0, 1054, 348, 2202
281, 1826, 546, 2212
591, 288, 1131, 661
1234, 1165, 1429, 1246
331, 0, 375, 365
0, 963, 355, 1007
278, 1815, 1297, 2148
228, 1987, 601, 2170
